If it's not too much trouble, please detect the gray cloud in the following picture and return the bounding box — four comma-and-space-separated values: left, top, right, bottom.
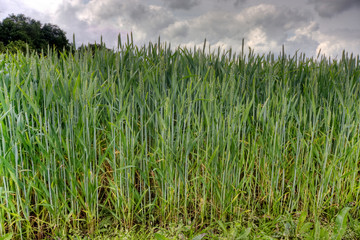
160, 4, 316, 56
214, 0, 246, 8
53, 1, 95, 45
163, 22, 189, 39
5, 0, 358, 58
234, 0, 246, 7
315, 27, 360, 57
285, 21, 320, 56
309, 0, 360, 18
86, 1, 123, 22
126, 3, 174, 32
61, 0, 175, 43
163, 0, 200, 10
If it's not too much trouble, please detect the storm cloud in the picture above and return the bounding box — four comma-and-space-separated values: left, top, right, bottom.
161, 4, 313, 54
309, 0, 360, 18
1, 0, 359, 57
163, 0, 201, 10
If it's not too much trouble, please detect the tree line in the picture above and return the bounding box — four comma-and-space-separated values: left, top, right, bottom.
0, 14, 70, 53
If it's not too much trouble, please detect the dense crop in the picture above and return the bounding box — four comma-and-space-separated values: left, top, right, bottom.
0, 38, 359, 239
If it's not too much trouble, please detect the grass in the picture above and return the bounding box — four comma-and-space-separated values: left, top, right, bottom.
0, 37, 360, 239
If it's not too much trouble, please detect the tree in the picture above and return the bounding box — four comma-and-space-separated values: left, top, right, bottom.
6, 40, 28, 53
41, 23, 69, 51
0, 14, 70, 53
78, 43, 112, 53
0, 42, 5, 53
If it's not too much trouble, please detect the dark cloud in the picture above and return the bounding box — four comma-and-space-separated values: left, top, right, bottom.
55, 2, 86, 30
89, 1, 123, 21
255, 5, 311, 43
126, 3, 174, 28
53, 1, 94, 45
163, 0, 200, 10
160, 4, 314, 55
128, 3, 147, 21
7, 0, 356, 58
309, 0, 360, 18
234, 0, 246, 7
59, 0, 175, 42
214, 0, 246, 7
125, 3, 175, 36
285, 21, 319, 56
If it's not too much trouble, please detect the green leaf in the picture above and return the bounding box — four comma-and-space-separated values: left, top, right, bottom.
0, 233, 13, 240
154, 233, 170, 240
299, 222, 313, 234
332, 207, 351, 240
237, 227, 251, 239
314, 220, 320, 240
296, 211, 307, 234
217, 220, 227, 234
320, 228, 329, 240
191, 233, 206, 240
17, 84, 40, 115
0, 107, 12, 121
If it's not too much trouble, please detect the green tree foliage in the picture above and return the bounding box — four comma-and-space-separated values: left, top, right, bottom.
41, 23, 69, 51
78, 43, 112, 55
5, 40, 28, 53
0, 41, 5, 53
0, 13, 69, 53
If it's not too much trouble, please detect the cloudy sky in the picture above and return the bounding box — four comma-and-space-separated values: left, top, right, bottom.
1, 0, 359, 58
